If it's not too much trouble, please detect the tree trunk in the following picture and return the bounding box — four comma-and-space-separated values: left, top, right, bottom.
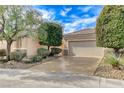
6, 41, 12, 61
114, 48, 120, 58
48, 46, 50, 51
113, 48, 120, 69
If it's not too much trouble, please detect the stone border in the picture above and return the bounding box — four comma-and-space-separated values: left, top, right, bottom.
93, 56, 104, 75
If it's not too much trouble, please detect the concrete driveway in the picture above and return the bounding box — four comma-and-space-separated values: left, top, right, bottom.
0, 56, 123, 88
30, 57, 99, 75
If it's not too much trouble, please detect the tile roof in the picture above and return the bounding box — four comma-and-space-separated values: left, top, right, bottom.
64, 28, 95, 36
64, 28, 96, 40
65, 28, 95, 35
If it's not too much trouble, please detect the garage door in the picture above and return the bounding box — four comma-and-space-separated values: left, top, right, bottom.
68, 40, 104, 58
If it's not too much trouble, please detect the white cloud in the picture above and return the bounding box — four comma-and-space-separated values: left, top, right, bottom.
64, 27, 76, 34
83, 14, 90, 18
63, 16, 97, 34
81, 16, 97, 24
36, 9, 55, 20
70, 15, 80, 19
69, 16, 97, 27
60, 10, 66, 16
64, 22, 84, 34
78, 6, 92, 12
64, 7, 72, 12
60, 7, 72, 16
70, 14, 90, 21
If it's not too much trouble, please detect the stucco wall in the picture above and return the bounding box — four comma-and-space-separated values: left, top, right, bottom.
26, 38, 41, 56
0, 41, 7, 49
0, 41, 16, 52
0, 37, 41, 57
18, 37, 41, 56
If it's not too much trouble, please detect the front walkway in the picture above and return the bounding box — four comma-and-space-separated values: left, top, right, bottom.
0, 68, 123, 87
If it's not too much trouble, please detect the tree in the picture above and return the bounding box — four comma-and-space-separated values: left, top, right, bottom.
0, 6, 42, 61
38, 22, 63, 50
96, 5, 124, 66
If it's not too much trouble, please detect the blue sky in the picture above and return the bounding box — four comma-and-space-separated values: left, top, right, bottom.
33, 5, 103, 34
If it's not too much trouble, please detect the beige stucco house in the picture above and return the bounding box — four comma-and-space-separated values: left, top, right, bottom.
0, 28, 105, 58
0, 37, 41, 56
0, 35, 64, 57
63, 28, 104, 58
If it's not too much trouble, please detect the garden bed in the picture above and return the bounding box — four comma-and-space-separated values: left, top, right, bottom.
94, 58, 124, 80
0, 56, 60, 69
0, 60, 42, 69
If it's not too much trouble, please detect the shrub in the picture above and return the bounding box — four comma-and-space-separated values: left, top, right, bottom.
37, 48, 50, 58
10, 49, 27, 62
38, 22, 63, 50
96, 6, 124, 58
104, 53, 120, 69
30, 55, 42, 63
50, 48, 62, 56
0, 49, 6, 57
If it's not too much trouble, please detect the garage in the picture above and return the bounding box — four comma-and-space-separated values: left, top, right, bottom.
68, 40, 104, 58
64, 29, 104, 58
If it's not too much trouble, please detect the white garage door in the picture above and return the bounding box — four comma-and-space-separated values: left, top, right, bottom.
68, 40, 104, 58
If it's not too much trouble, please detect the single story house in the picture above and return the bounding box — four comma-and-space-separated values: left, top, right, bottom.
0, 37, 41, 56
63, 28, 104, 58
0, 28, 104, 58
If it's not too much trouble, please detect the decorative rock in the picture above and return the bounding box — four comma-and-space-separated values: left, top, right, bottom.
7, 61, 16, 65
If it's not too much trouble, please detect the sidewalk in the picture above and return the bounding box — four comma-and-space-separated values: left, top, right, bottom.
0, 69, 123, 87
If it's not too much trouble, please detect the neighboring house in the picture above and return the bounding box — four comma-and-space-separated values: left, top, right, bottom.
63, 28, 104, 58
0, 37, 41, 57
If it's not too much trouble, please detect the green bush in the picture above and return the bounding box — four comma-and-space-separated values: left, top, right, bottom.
30, 55, 42, 63
50, 48, 62, 56
38, 22, 63, 48
37, 48, 50, 58
10, 49, 27, 62
0, 49, 6, 57
96, 6, 124, 49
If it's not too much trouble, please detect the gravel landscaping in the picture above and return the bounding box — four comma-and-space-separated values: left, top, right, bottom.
94, 57, 124, 80
0, 61, 41, 69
